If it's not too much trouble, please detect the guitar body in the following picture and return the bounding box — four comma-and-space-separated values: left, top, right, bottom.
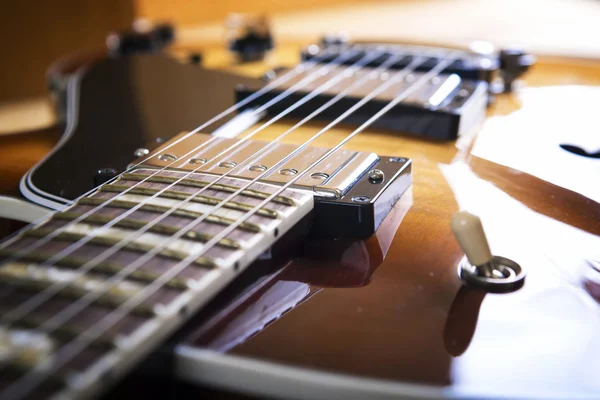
1, 39, 600, 399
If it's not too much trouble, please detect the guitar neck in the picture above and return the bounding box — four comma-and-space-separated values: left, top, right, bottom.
0, 167, 313, 398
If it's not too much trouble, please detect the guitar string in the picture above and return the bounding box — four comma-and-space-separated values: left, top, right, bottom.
0, 50, 357, 310
1, 47, 400, 323
0, 46, 352, 254
3, 51, 458, 399
0, 48, 362, 309
0, 48, 378, 320
1, 50, 460, 400
0, 56, 314, 248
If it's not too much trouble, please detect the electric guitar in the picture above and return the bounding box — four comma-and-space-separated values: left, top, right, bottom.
1, 20, 599, 400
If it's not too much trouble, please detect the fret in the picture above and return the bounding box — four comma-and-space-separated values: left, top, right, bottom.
119, 172, 296, 206
9, 317, 115, 350
77, 197, 262, 233
0, 326, 56, 369
1, 364, 66, 394
99, 184, 280, 219
29, 218, 241, 269
0, 291, 148, 338
0, 249, 197, 290
0, 167, 314, 399
1, 325, 114, 389
51, 212, 242, 250
21, 230, 217, 269
0, 276, 156, 318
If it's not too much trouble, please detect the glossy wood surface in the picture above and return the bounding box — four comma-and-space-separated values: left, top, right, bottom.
1, 42, 599, 398
180, 44, 600, 397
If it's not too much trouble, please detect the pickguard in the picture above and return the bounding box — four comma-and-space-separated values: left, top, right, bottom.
21, 54, 261, 209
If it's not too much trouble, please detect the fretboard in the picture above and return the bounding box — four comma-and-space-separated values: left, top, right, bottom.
0, 168, 313, 399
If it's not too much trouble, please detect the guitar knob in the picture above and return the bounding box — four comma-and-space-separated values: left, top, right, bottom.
498, 48, 536, 92
226, 13, 274, 62
451, 210, 493, 267
106, 23, 175, 56
320, 33, 350, 47
451, 211, 526, 293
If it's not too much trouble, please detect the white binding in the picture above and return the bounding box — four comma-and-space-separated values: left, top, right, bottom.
19, 70, 84, 211
174, 347, 599, 400
0, 196, 51, 223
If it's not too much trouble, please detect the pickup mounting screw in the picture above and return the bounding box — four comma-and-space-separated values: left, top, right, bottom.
133, 148, 149, 158
389, 157, 407, 163
94, 168, 118, 187
368, 169, 384, 184
352, 196, 370, 203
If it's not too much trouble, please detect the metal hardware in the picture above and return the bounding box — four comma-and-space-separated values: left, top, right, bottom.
302, 40, 501, 84
452, 210, 526, 293
459, 256, 526, 293
106, 23, 175, 57
498, 48, 536, 93
189, 158, 207, 165
226, 13, 273, 62
310, 172, 329, 180
94, 168, 117, 187
236, 65, 488, 140
119, 173, 295, 206
352, 196, 370, 203
133, 148, 150, 158
189, 53, 203, 65
367, 169, 384, 184
137, 132, 412, 238
158, 153, 177, 162
320, 33, 349, 47
249, 164, 268, 172
99, 184, 280, 218
279, 168, 298, 176
138, 132, 377, 198
218, 161, 237, 168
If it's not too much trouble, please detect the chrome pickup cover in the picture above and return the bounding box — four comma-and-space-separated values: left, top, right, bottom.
138, 132, 379, 199
137, 132, 412, 238
237, 43, 490, 140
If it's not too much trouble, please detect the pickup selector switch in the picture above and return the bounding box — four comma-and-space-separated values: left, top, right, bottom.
452, 210, 526, 293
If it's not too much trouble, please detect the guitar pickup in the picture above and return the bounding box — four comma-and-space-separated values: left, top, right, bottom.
137, 132, 412, 238
301, 41, 499, 82
236, 65, 488, 140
